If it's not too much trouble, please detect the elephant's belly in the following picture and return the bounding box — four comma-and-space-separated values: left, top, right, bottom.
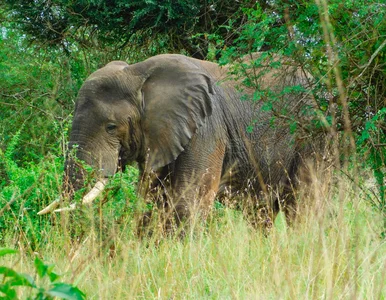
217, 157, 292, 201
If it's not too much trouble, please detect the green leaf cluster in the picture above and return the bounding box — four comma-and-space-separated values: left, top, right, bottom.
2, 0, 247, 59
0, 249, 85, 299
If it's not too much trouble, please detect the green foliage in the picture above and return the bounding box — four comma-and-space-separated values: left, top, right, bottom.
358, 108, 386, 215
0, 152, 63, 245
0, 150, 139, 248
0, 24, 77, 166
2, 0, 247, 59
104, 166, 139, 218
0, 249, 85, 299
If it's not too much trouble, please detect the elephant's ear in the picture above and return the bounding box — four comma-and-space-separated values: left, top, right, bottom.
134, 55, 215, 171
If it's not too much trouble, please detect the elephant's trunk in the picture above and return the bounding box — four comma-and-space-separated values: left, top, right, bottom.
64, 135, 119, 190
63, 154, 87, 198
37, 148, 88, 215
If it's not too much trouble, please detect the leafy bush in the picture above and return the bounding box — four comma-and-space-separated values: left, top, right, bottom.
216, 0, 386, 224
2, 0, 248, 59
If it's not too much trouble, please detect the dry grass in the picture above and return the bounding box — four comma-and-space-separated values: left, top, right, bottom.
2, 170, 386, 299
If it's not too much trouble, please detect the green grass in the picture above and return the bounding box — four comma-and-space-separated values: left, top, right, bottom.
1, 170, 385, 299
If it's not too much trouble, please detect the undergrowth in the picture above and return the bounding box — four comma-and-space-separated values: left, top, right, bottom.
1, 170, 385, 299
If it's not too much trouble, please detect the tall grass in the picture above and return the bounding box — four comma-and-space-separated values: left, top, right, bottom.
2, 168, 385, 299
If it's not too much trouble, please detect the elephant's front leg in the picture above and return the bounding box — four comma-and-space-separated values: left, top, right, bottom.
136, 165, 174, 235
170, 139, 226, 227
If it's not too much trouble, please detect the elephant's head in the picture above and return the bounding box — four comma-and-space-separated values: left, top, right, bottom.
39, 54, 215, 214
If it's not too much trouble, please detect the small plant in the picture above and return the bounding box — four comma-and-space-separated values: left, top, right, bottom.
0, 248, 85, 300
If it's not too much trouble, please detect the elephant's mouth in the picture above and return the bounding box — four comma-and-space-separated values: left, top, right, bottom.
117, 146, 125, 171
117, 144, 136, 171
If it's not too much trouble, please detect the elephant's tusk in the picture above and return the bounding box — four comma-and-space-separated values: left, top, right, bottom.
37, 198, 60, 215
37, 179, 107, 215
81, 179, 108, 205
54, 203, 77, 213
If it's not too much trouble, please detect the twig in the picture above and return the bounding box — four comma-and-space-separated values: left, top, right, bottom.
0, 102, 17, 106
0, 191, 17, 217
357, 38, 386, 78
338, 167, 381, 206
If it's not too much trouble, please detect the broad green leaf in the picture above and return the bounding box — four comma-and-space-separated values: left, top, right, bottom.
0, 284, 18, 299
34, 257, 48, 278
48, 271, 60, 282
0, 249, 18, 257
9, 273, 35, 287
0, 267, 19, 278
0, 267, 35, 287
46, 283, 86, 300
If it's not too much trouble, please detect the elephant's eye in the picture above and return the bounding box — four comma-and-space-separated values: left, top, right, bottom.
106, 123, 117, 134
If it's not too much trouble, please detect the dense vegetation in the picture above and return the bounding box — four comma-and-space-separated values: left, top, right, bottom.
0, 0, 385, 298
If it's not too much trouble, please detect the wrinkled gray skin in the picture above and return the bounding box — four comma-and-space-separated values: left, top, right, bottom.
64, 53, 316, 227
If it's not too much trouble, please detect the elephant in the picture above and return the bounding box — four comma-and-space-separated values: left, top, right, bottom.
38, 53, 323, 229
